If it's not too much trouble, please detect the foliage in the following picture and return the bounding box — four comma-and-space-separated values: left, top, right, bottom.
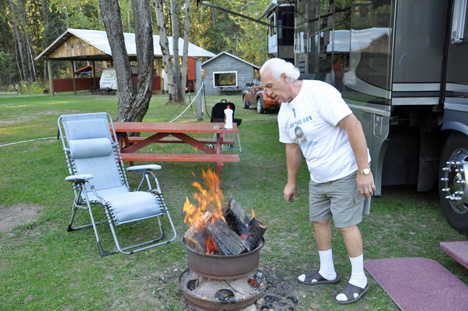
1, 0, 271, 91
191, 0, 270, 66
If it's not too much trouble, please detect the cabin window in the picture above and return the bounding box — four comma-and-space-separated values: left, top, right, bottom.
213, 71, 237, 87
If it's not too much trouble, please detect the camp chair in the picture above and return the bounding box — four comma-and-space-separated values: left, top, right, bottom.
58, 112, 177, 256
210, 99, 243, 152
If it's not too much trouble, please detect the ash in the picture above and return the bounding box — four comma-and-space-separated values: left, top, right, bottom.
254, 264, 299, 311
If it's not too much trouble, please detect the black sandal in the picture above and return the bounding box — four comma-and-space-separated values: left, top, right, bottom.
298, 271, 340, 285
335, 282, 369, 304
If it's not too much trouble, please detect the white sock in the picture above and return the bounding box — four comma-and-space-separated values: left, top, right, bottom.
348, 254, 367, 288
317, 249, 337, 281
336, 254, 367, 302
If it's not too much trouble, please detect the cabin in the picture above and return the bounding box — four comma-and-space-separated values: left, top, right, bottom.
202, 52, 259, 96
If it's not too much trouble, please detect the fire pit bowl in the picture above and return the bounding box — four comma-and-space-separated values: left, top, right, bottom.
183, 238, 264, 280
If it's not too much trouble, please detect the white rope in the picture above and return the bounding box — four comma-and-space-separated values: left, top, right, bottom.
0, 136, 56, 148
169, 82, 204, 123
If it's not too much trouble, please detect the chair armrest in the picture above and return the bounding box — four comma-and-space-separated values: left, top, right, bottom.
126, 165, 162, 192
126, 164, 162, 174
65, 174, 93, 182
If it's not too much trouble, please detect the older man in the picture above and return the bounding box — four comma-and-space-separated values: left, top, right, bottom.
260, 58, 375, 304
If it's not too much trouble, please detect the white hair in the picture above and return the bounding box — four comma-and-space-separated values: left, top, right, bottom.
260, 58, 300, 81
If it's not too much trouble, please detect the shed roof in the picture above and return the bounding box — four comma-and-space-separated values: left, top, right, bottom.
35, 28, 216, 61
202, 51, 259, 69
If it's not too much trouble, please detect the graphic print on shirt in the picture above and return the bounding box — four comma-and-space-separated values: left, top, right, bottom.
290, 104, 319, 151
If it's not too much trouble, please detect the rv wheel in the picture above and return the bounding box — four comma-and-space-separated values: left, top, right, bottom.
439, 132, 468, 235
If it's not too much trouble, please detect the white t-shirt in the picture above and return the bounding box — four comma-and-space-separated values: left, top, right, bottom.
278, 80, 370, 183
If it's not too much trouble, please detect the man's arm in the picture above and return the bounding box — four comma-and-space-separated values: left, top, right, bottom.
338, 114, 375, 197
284, 143, 302, 202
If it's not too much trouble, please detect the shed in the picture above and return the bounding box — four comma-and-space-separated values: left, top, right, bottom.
35, 28, 215, 95
202, 52, 259, 95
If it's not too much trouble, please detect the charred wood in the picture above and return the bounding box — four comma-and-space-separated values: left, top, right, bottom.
223, 198, 250, 236
184, 212, 213, 253
242, 218, 267, 250
206, 218, 249, 255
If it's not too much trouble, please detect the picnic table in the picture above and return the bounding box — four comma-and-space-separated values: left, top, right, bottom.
112, 122, 240, 176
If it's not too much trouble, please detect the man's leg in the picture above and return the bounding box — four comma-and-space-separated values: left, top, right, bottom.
314, 220, 337, 280
298, 219, 338, 283
336, 225, 368, 302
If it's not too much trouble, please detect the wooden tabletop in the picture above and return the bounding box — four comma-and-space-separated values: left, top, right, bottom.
112, 122, 238, 134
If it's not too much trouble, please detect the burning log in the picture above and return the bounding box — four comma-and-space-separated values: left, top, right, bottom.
223, 198, 250, 236
184, 212, 215, 253
184, 197, 267, 256
206, 219, 249, 255
184, 211, 249, 255
242, 217, 267, 251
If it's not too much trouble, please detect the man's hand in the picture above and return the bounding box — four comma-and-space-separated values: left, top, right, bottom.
357, 173, 375, 197
284, 182, 297, 202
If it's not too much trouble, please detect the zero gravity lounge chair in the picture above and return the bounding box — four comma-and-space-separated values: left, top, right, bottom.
58, 112, 177, 256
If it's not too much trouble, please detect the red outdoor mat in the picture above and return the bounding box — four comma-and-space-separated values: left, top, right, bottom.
364, 257, 468, 311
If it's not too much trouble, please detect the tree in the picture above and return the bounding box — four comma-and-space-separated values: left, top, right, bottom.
154, 0, 192, 104
99, 0, 154, 122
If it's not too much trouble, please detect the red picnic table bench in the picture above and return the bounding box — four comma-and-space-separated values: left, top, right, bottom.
112, 122, 240, 176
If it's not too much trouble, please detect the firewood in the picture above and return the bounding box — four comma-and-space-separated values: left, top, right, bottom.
206, 219, 249, 255
242, 217, 267, 250
223, 198, 250, 236
184, 212, 213, 253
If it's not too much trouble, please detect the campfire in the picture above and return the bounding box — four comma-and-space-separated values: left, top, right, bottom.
183, 169, 267, 256
179, 169, 268, 310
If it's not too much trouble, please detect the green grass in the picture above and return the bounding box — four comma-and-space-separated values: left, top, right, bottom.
0, 93, 467, 310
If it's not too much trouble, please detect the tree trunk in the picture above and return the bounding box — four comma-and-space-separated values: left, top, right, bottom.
8, 0, 27, 81
99, 0, 154, 122
41, 0, 49, 83
170, 0, 181, 102
180, 0, 191, 99
154, 0, 177, 103
128, 0, 154, 122
18, 0, 35, 81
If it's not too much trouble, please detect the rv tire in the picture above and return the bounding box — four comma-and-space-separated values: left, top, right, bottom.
439, 132, 468, 236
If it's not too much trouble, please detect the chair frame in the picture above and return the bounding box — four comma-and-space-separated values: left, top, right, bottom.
58, 113, 177, 256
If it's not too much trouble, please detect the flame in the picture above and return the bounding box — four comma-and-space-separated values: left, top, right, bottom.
251, 209, 255, 220
183, 168, 225, 227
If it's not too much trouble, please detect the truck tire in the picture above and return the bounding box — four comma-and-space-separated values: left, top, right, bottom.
243, 95, 249, 109
439, 132, 468, 235
256, 97, 265, 114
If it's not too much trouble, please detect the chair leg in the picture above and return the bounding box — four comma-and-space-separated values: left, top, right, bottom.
105, 214, 172, 256
67, 205, 79, 232
67, 202, 107, 231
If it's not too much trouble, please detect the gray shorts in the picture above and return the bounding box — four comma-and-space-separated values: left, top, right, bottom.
309, 171, 369, 228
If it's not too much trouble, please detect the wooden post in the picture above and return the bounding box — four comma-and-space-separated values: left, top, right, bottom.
195, 60, 203, 120
47, 60, 54, 97
92, 60, 96, 91
71, 61, 77, 95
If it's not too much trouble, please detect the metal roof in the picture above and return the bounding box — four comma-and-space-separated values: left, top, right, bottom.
202, 51, 259, 69
35, 28, 216, 61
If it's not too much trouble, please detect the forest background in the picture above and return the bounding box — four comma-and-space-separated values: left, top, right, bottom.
0, 0, 271, 92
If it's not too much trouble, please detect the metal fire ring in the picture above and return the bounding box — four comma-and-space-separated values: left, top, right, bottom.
183, 238, 264, 280
179, 269, 266, 311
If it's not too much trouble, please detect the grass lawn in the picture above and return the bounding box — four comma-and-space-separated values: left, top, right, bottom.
0, 93, 467, 310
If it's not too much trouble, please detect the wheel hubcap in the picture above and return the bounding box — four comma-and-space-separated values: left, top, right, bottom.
441, 148, 468, 214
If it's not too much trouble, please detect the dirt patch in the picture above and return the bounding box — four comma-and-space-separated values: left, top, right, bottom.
0, 204, 43, 232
